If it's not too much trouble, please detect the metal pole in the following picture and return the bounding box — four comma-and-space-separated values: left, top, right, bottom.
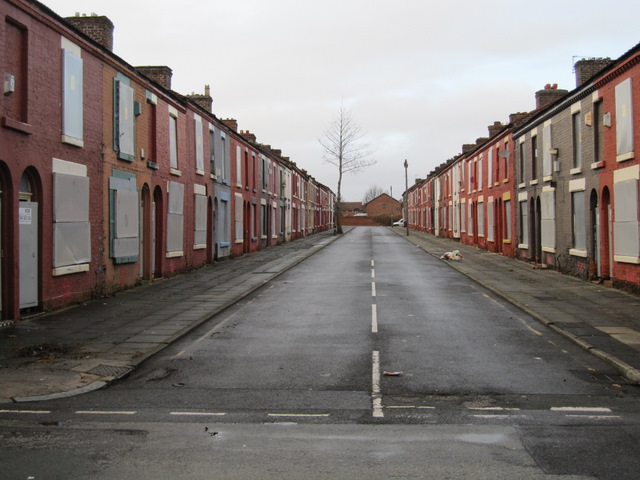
404, 159, 409, 236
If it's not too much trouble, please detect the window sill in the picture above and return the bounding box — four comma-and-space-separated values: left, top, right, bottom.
193, 244, 206, 250
518, 182, 526, 189
196, 169, 205, 176
518, 243, 528, 250
62, 135, 84, 148
569, 248, 588, 258
570, 167, 582, 175
529, 179, 539, 186
147, 161, 159, 170
614, 254, 640, 264
170, 168, 182, 177
2, 116, 33, 134
617, 152, 634, 162
166, 251, 183, 258
591, 161, 605, 170
53, 263, 90, 276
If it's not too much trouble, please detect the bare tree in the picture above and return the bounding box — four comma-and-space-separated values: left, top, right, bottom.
362, 185, 385, 205
319, 106, 375, 233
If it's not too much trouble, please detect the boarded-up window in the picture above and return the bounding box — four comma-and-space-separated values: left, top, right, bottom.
113, 76, 135, 161
541, 189, 556, 251
542, 124, 552, 176
194, 190, 207, 248
53, 168, 91, 269
487, 199, 494, 241
169, 112, 178, 169
109, 171, 138, 263
613, 178, 640, 259
236, 146, 242, 187
194, 114, 204, 173
504, 200, 511, 241
167, 181, 184, 255
467, 203, 473, 236
615, 78, 634, 159
477, 202, 484, 236
235, 193, 244, 242
572, 191, 586, 251
62, 48, 83, 143
520, 201, 528, 245
488, 150, 493, 187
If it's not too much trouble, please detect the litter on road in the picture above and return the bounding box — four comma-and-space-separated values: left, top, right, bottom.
440, 250, 463, 261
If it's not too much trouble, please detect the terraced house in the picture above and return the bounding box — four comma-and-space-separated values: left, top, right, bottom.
0, 0, 334, 321
407, 43, 640, 293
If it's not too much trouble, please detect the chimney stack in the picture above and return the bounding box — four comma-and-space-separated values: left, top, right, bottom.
186, 84, 213, 112
535, 84, 568, 109
488, 121, 504, 138
574, 58, 613, 87
239, 130, 257, 143
462, 144, 476, 154
136, 66, 173, 90
65, 13, 114, 51
222, 119, 238, 132
509, 112, 529, 125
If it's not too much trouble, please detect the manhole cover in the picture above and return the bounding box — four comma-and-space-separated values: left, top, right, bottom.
88, 364, 132, 378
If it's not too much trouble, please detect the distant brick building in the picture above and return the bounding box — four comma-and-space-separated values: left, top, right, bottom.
366, 194, 402, 223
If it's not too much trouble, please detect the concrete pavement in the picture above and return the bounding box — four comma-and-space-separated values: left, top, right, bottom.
1, 225, 639, 404
392, 226, 640, 384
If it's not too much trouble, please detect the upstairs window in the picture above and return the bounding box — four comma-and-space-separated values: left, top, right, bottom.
62, 38, 83, 146
169, 106, 179, 170
113, 74, 136, 161
572, 112, 582, 169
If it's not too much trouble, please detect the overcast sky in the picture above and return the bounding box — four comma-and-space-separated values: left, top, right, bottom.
44, 0, 640, 203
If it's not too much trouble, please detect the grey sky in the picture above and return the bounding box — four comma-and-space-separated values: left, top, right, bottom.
44, 0, 640, 202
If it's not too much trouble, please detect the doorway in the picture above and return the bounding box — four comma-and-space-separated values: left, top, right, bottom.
19, 171, 38, 310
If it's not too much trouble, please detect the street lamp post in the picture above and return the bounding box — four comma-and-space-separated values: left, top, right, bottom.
404, 159, 409, 236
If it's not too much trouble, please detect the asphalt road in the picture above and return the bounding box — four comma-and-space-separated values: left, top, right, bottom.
1, 227, 639, 479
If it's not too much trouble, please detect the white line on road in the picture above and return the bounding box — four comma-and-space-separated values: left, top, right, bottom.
371, 282, 376, 297
170, 412, 227, 416
565, 415, 621, 420
75, 411, 137, 415
371, 269, 375, 279
468, 407, 521, 411
372, 350, 383, 418
372, 304, 378, 333
267, 413, 330, 418
550, 407, 612, 413
385, 406, 435, 410
0, 410, 51, 414
371, 260, 374, 267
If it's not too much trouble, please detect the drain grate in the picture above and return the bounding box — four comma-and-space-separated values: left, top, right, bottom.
88, 364, 132, 378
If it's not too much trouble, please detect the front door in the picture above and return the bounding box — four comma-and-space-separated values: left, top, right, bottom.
19, 201, 38, 309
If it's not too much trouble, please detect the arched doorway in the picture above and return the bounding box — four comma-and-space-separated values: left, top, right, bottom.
140, 185, 152, 280
19, 169, 40, 311
590, 189, 600, 279
496, 199, 503, 254
529, 198, 536, 262
153, 185, 163, 279
601, 187, 612, 279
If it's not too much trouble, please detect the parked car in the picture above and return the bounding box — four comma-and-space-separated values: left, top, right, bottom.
393, 219, 404, 226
